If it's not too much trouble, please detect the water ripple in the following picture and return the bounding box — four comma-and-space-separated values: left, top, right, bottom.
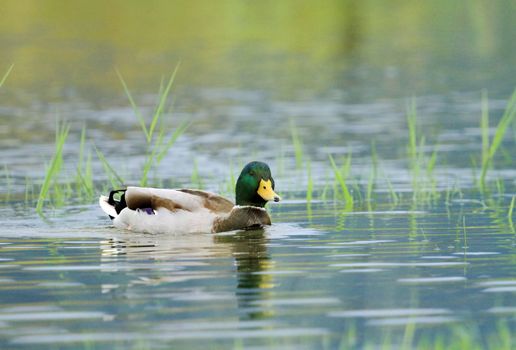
0, 311, 111, 322
328, 308, 451, 318
11, 328, 329, 344
398, 277, 466, 284
332, 262, 468, 268
367, 316, 458, 326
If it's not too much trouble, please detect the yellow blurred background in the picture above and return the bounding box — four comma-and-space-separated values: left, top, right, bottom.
1, 0, 512, 101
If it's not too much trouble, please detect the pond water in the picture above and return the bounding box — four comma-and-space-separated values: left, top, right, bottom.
1, 1, 516, 349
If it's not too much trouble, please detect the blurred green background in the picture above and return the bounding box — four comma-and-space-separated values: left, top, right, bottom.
1, 0, 515, 103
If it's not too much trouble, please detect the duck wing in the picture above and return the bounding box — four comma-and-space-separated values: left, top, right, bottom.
177, 189, 234, 214
124, 187, 234, 214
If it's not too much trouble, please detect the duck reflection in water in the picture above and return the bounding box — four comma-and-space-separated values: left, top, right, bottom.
215, 228, 274, 320
99, 228, 275, 320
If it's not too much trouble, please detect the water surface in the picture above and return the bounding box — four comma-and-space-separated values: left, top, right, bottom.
0, 202, 515, 349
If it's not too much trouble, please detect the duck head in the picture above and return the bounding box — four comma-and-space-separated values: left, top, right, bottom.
235, 161, 281, 207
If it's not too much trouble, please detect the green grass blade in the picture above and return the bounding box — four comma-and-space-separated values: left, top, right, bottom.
75, 125, 87, 199
406, 97, 421, 201
115, 68, 149, 142
149, 62, 181, 142
488, 88, 516, 159
386, 176, 399, 206
366, 168, 374, 205
75, 142, 94, 200
156, 121, 191, 163
0, 64, 14, 88
367, 141, 378, 206
426, 144, 439, 176
84, 151, 94, 197
328, 154, 353, 208
156, 76, 165, 106
306, 159, 313, 204
481, 89, 490, 167
290, 119, 304, 169
341, 151, 352, 178
426, 144, 439, 201
480, 88, 516, 189
191, 159, 203, 189
509, 195, 515, 233
508, 195, 515, 219
140, 128, 165, 186
229, 161, 236, 195
407, 97, 418, 164
36, 122, 70, 213
74, 125, 95, 199
143, 64, 185, 186
77, 125, 86, 173
94, 146, 125, 188
222, 160, 237, 196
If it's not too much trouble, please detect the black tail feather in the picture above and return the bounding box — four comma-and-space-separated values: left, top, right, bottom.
108, 189, 127, 215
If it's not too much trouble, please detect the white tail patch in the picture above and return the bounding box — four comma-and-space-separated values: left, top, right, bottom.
99, 195, 118, 218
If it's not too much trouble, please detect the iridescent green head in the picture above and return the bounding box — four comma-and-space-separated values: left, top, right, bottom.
235, 161, 281, 207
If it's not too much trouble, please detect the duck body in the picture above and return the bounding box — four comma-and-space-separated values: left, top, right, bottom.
99, 161, 280, 234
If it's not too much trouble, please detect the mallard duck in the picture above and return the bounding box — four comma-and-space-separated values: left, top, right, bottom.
99, 161, 281, 234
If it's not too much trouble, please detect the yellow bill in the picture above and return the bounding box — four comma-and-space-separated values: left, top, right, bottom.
257, 179, 281, 202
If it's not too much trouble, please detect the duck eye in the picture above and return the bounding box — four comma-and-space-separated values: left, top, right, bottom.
263, 186, 266, 189
249, 171, 255, 176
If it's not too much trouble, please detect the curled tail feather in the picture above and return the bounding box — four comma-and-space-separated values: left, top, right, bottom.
99, 189, 127, 220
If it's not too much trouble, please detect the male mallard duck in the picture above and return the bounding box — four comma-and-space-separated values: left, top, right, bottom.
99, 161, 281, 234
